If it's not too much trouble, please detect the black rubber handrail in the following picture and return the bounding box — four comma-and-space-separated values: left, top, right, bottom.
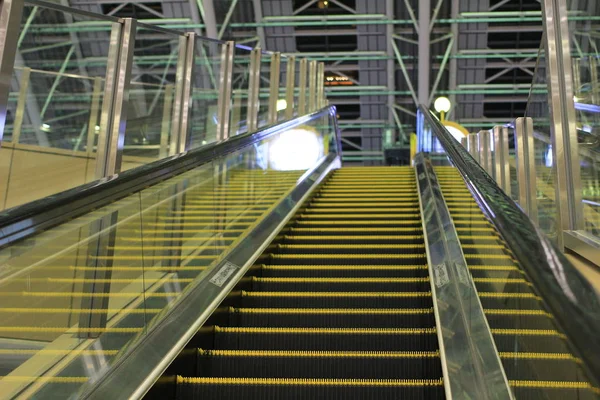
419, 105, 600, 386
0, 106, 338, 248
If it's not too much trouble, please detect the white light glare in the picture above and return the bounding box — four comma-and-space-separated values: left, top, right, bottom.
434, 96, 452, 113
41, 123, 50, 131
268, 129, 323, 171
276, 99, 288, 112
95, 125, 100, 132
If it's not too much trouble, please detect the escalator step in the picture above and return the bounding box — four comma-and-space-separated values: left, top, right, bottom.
239, 291, 432, 308
213, 326, 439, 351
228, 307, 435, 328
268, 254, 427, 265
250, 277, 430, 292
196, 349, 442, 379
259, 265, 429, 278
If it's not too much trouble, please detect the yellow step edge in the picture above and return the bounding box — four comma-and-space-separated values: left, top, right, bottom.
464, 254, 511, 260
232, 307, 433, 315
478, 292, 541, 300
67, 266, 206, 272
499, 352, 580, 362
491, 328, 566, 338
92, 255, 216, 260
241, 291, 431, 298
276, 244, 424, 250
461, 244, 505, 249
261, 265, 427, 270
158, 216, 258, 221
305, 208, 419, 213
282, 235, 424, 240
176, 377, 444, 387
295, 221, 422, 226
119, 237, 236, 242
308, 203, 418, 207
473, 278, 530, 285
148, 223, 251, 228
132, 229, 247, 234
289, 228, 422, 232
508, 380, 597, 390
214, 326, 437, 335
108, 246, 230, 251
299, 214, 421, 218
271, 254, 424, 259
484, 309, 552, 317
253, 277, 428, 283
468, 266, 520, 272
44, 278, 193, 284
0, 327, 141, 333
198, 349, 440, 358
1, 292, 182, 298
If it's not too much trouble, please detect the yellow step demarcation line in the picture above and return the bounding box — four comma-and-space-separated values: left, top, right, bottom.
472, 278, 530, 285
0, 307, 162, 314
43, 278, 194, 284
158, 216, 258, 221
148, 222, 252, 227
170, 207, 268, 212
282, 235, 424, 241
261, 265, 427, 271
215, 326, 437, 335
241, 291, 431, 298
30, 266, 207, 272
289, 228, 423, 233
270, 254, 425, 260
130, 229, 247, 234
490, 328, 566, 337
276, 244, 425, 250
455, 227, 496, 232
232, 307, 433, 315
308, 202, 419, 207
478, 292, 541, 300
464, 254, 511, 260
460, 244, 505, 249
176, 377, 444, 387
509, 380, 598, 391
253, 277, 429, 283
484, 309, 552, 317
455, 235, 499, 240
468, 266, 521, 272
317, 194, 417, 198
92, 255, 216, 260
295, 221, 422, 226
498, 352, 580, 362
198, 349, 440, 358
118, 237, 236, 242
304, 208, 420, 213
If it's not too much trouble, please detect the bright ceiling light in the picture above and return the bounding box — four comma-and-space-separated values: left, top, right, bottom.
434, 96, 452, 113
41, 123, 50, 132
268, 129, 323, 171
276, 99, 288, 112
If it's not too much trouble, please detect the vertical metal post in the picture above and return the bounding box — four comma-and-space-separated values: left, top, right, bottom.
572, 58, 581, 100
515, 117, 538, 224
216, 41, 234, 141
460, 136, 467, 148
590, 57, 598, 105
247, 49, 261, 131
541, 0, 584, 241
11, 67, 30, 144
285, 56, 296, 120
86, 77, 102, 156
160, 84, 174, 158
467, 133, 479, 163
316, 62, 324, 109
170, 32, 196, 155
478, 130, 493, 176
298, 59, 308, 115
95, 18, 136, 179
0, 0, 25, 145
308, 60, 317, 112
493, 126, 511, 197
418, 0, 431, 105
267, 52, 281, 125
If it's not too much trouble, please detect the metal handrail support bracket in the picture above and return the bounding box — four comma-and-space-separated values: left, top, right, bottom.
415, 152, 513, 400
95, 17, 136, 179
216, 41, 234, 141
247, 48, 262, 132
478, 129, 493, 176
170, 32, 195, 154
541, 0, 585, 244
308, 60, 317, 112
493, 125, 511, 197
267, 52, 281, 124
298, 59, 308, 116
285, 55, 296, 120
514, 117, 538, 224
467, 133, 479, 163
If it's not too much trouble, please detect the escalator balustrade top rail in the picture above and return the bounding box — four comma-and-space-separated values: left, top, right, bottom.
418, 105, 600, 385
0, 106, 339, 249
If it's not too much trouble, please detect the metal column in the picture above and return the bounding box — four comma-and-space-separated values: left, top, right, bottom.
216, 41, 234, 141
0, 0, 24, 145
160, 84, 175, 158
298, 59, 308, 115
418, 0, 431, 105
541, 0, 584, 242
170, 32, 196, 155
467, 133, 479, 163
247, 49, 261, 132
478, 130, 493, 176
493, 125, 511, 197
285, 56, 296, 120
308, 60, 317, 112
514, 117, 538, 224
267, 52, 281, 125
316, 62, 324, 109
86, 77, 102, 156
95, 18, 136, 179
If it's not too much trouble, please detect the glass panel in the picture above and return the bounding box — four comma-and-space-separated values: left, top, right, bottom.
122, 26, 183, 168
257, 52, 272, 129
0, 4, 111, 211
277, 56, 289, 122
188, 40, 223, 149
229, 45, 252, 137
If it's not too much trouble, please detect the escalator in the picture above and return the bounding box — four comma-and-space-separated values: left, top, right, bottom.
153, 166, 445, 398
435, 166, 598, 399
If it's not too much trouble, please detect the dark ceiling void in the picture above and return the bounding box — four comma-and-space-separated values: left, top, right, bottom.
296, 35, 358, 52
101, 2, 163, 18
490, 0, 541, 12
336, 103, 361, 120
484, 101, 527, 119
488, 31, 543, 49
